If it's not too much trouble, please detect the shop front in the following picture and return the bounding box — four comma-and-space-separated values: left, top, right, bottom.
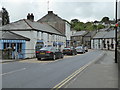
1, 40, 26, 59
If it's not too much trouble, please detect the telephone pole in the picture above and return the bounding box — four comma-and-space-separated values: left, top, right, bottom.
115, 0, 118, 63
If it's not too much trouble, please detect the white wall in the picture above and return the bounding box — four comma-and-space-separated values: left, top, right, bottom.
12, 31, 37, 58
118, 1, 120, 19
65, 22, 71, 40
91, 38, 115, 50
13, 30, 66, 58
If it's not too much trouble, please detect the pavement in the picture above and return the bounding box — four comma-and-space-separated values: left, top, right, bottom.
64, 50, 118, 88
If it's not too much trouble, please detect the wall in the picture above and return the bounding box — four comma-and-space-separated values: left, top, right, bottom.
65, 22, 71, 41
91, 38, 115, 50
118, 1, 120, 19
12, 30, 66, 58
13, 30, 37, 58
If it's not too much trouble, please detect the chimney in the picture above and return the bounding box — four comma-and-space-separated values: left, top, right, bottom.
48, 11, 53, 14
30, 13, 34, 21
27, 13, 34, 21
27, 13, 30, 20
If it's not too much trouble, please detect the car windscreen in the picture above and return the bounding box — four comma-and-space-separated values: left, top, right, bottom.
76, 46, 83, 49
63, 48, 70, 49
40, 47, 52, 51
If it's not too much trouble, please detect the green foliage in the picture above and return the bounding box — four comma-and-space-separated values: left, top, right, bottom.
70, 18, 106, 31
97, 24, 105, 29
71, 19, 80, 24
101, 17, 109, 24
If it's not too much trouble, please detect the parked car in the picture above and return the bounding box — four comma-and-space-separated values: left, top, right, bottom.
84, 46, 88, 52
36, 47, 64, 60
63, 47, 77, 55
75, 46, 85, 54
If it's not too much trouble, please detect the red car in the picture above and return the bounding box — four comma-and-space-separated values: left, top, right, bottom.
63, 47, 77, 55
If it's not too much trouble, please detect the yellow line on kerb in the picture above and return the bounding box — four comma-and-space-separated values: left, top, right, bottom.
52, 62, 92, 90
52, 52, 104, 90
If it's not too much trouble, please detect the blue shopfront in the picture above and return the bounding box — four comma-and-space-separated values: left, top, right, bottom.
53, 41, 64, 49
0, 40, 26, 59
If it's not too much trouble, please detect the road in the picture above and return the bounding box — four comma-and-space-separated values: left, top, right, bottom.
2, 50, 104, 88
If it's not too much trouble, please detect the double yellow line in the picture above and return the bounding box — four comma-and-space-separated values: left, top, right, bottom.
52, 52, 105, 90
52, 61, 93, 90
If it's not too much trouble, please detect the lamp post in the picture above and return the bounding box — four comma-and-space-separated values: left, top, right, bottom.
115, 0, 118, 63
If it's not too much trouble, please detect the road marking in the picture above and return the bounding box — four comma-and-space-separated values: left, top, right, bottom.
1, 68, 26, 76
52, 52, 105, 90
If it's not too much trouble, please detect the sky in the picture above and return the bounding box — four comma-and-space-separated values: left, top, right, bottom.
0, 0, 119, 23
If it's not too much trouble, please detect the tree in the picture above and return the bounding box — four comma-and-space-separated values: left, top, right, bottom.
97, 24, 105, 29
71, 19, 80, 24
2, 7, 10, 25
74, 22, 84, 31
101, 17, 109, 24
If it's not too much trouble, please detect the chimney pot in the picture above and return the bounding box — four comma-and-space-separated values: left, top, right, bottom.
48, 11, 53, 14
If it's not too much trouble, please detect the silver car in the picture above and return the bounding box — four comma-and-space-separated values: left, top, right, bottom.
84, 46, 88, 52
75, 46, 85, 54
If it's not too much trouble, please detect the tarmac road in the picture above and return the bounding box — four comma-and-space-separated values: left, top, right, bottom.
2, 50, 104, 88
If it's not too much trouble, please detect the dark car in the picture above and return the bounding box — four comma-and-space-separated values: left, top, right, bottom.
36, 47, 64, 60
63, 47, 77, 55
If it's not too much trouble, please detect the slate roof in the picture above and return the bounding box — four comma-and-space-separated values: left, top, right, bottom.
37, 11, 64, 22
2, 19, 64, 36
71, 31, 88, 36
2, 31, 30, 41
93, 32, 107, 39
98, 27, 110, 32
84, 31, 97, 37
103, 30, 115, 38
93, 30, 115, 39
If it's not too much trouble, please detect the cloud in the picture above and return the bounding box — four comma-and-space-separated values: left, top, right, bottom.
50, 2, 114, 22
1, 1, 115, 23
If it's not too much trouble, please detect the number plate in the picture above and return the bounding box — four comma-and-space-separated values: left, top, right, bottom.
40, 53, 45, 54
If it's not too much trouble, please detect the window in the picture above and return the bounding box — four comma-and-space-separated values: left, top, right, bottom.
41, 32, 43, 40
111, 39, 114, 49
17, 43, 22, 52
93, 39, 94, 48
103, 39, 106, 48
47, 34, 49, 42
98, 39, 100, 48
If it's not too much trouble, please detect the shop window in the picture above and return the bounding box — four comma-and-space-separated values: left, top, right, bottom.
17, 43, 22, 52
3, 43, 10, 49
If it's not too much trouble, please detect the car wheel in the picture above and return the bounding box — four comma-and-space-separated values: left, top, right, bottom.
75, 52, 77, 55
37, 58, 41, 60
61, 54, 64, 58
72, 52, 75, 55
52, 54, 56, 60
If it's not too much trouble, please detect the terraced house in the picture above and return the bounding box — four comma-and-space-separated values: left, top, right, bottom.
37, 11, 71, 47
91, 29, 116, 50
1, 14, 66, 59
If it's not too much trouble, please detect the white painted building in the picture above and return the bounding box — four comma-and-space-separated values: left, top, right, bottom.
37, 11, 71, 47
91, 30, 115, 50
2, 19, 66, 58
118, 1, 120, 20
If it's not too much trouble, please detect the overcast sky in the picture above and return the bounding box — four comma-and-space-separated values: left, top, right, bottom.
0, 0, 118, 23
